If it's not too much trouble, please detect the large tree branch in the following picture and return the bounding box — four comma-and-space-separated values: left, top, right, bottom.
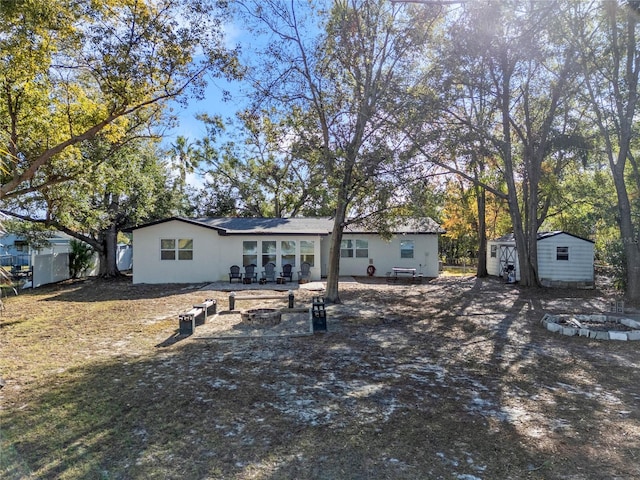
0, 209, 101, 252
1, 63, 207, 200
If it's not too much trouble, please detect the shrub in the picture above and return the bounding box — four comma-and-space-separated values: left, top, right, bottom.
69, 240, 94, 279
598, 239, 626, 291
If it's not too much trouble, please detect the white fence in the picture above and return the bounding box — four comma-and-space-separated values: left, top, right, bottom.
117, 244, 132, 271
32, 253, 72, 288
28, 244, 132, 288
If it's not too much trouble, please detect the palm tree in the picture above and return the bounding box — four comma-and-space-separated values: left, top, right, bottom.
168, 136, 198, 194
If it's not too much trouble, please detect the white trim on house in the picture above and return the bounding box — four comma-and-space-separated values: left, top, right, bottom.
130, 217, 444, 284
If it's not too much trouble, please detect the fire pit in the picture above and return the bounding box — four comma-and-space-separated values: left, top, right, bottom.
541, 313, 640, 341
240, 308, 282, 327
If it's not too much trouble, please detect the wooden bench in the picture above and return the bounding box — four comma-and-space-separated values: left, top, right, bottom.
392, 267, 416, 276
387, 267, 422, 284
178, 299, 216, 335
228, 292, 295, 310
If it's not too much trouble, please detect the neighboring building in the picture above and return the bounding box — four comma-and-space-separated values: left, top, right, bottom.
1, 229, 132, 288
129, 217, 444, 284
0, 231, 74, 266
487, 231, 595, 287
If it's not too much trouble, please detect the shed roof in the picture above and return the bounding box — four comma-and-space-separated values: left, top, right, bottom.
490, 231, 594, 244
129, 216, 444, 235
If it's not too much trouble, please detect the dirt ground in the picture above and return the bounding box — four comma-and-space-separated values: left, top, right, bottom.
1, 274, 639, 480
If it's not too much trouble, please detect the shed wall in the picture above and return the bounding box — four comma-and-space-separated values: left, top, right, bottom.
486, 240, 519, 278
486, 241, 501, 276
486, 234, 594, 285
537, 234, 594, 284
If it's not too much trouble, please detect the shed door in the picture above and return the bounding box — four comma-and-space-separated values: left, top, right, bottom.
499, 245, 517, 278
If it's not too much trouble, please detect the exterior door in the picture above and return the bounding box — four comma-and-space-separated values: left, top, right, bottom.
498, 245, 517, 278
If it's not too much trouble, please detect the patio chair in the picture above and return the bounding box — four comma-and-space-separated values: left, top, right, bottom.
244, 264, 258, 283
229, 265, 243, 283
262, 262, 276, 282
298, 262, 311, 282
280, 263, 293, 283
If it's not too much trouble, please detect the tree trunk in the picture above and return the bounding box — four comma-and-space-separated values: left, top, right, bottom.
97, 225, 121, 277
325, 197, 348, 304
625, 244, 640, 300
577, 2, 640, 301
525, 159, 541, 287
475, 184, 488, 277
498, 62, 536, 287
612, 159, 640, 300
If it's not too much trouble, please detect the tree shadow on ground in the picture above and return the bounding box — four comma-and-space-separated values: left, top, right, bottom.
3, 276, 640, 479
38, 277, 210, 303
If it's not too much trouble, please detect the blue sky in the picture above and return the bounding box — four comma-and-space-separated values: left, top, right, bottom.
163, 18, 252, 147
165, 75, 248, 145
161, 19, 254, 186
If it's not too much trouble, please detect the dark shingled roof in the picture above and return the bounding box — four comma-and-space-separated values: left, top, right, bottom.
195, 217, 334, 235
129, 217, 444, 235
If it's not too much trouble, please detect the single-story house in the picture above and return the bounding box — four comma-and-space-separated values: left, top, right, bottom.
487, 231, 595, 287
0, 231, 74, 267
129, 217, 445, 284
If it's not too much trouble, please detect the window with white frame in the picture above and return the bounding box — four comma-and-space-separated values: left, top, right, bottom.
160, 238, 193, 260
300, 240, 315, 266
340, 239, 368, 258
262, 241, 276, 267
243, 241, 258, 266
355, 240, 368, 258
340, 239, 353, 258
490, 245, 497, 258
400, 240, 414, 259
281, 240, 296, 267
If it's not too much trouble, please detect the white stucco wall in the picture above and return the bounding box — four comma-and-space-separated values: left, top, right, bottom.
132, 221, 220, 284
132, 220, 441, 284
220, 234, 324, 282
132, 220, 324, 284
336, 233, 440, 278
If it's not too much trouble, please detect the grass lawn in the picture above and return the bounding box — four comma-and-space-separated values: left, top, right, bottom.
1, 275, 639, 479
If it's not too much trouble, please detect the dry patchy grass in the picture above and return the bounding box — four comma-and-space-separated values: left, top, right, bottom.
1, 275, 639, 480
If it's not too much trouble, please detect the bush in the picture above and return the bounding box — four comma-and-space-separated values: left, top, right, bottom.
598, 239, 627, 291
69, 240, 94, 279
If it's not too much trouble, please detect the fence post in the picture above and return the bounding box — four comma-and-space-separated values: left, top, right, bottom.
229, 292, 236, 311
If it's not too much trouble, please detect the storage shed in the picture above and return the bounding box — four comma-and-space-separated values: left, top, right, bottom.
487, 231, 595, 287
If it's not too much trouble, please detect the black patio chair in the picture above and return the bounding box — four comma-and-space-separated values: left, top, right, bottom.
244, 264, 258, 283
298, 262, 311, 282
229, 265, 243, 283
262, 262, 276, 282
280, 263, 293, 282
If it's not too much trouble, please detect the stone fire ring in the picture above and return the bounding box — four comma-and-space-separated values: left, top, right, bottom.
240, 308, 282, 327
541, 313, 640, 341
